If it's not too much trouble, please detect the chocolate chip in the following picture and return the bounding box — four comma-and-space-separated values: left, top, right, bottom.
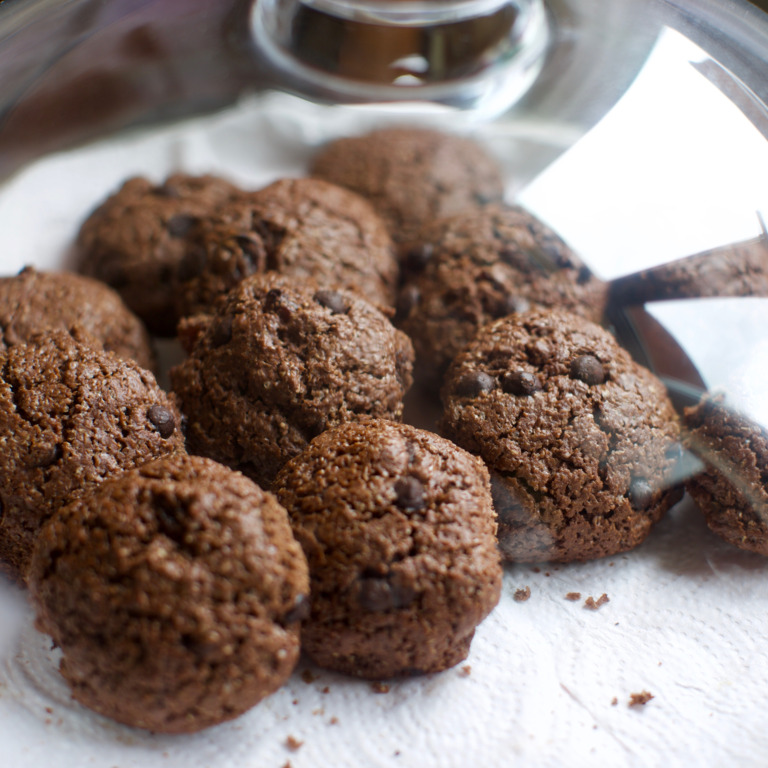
628, 478, 654, 510
0, 496, 4, 523
314, 289, 349, 315
576, 265, 593, 285
359, 577, 394, 612
501, 370, 540, 396
570, 355, 605, 385
210, 316, 233, 347
394, 477, 426, 511
167, 214, 197, 238
495, 295, 530, 318
454, 371, 495, 398
404, 243, 433, 273
395, 285, 420, 321
283, 594, 311, 624
359, 575, 415, 612
147, 405, 176, 438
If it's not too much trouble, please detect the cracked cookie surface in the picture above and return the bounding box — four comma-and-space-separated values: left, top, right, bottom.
29, 453, 309, 733
274, 419, 501, 679
175, 177, 398, 319
171, 273, 414, 489
440, 308, 682, 563
0, 329, 184, 583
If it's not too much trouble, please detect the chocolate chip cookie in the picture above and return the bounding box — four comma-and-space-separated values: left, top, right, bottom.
440, 308, 683, 563
170, 273, 414, 489
397, 204, 607, 385
29, 453, 309, 733
0, 266, 154, 371
684, 391, 768, 555
273, 419, 502, 679
310, 127, 504, 254
173, 177, 398, 319
77, 173, 243, 335
0, 328, 185, 584
608, 236, 768, 307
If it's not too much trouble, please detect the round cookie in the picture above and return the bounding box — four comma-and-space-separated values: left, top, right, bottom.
309, 127, 504, 253
683, 391, 768, 555
440, 308, 683, 563
170, 272, 414, 489
0, 266, 155, 371
608, 236, 768, 308
77, 173, 243, 335
397, 204, 608, 384
273, 419, 502, 679
0, 328, 185, 584
173, 177, 399, 319
29, 453, 309, 733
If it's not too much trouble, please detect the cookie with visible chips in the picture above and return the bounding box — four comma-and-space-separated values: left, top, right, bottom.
171, 273, 414, 489
273, 419, 502, 679
440, 308, 683, 563
0, 328, 184, 584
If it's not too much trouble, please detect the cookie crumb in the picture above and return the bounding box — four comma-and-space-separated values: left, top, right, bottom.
285, 735, 303, 751
584, 593, 610, 610
532, 566, 541, 573
329, 716, 339, 725
321, 686, 330, 694
312, 707, 325, 716
371, 681, 390, 694
301, 669, 318, 684
292, 699, 299, 705
544, 571, 551, 577
282, 762, 292, 768
611, 697, 618, 706
565, 592, 581, 601
514, 586, 531, 602
629, 691, 654, 707
459, 665, 472, 677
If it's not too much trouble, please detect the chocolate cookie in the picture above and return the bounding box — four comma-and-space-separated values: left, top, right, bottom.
77, 173, 243, 335
440, 308, 683, 563
608, 236, 768, 307
309, 127, 504, 253
170, 273, 414, 489
273, 419, 502, 679
29, 453, 309, 733
173, 177, 398, 319
0, 266, 155, 371
684, 391, 768, 555
0, 329, 185, 584
397, 204, 608, 384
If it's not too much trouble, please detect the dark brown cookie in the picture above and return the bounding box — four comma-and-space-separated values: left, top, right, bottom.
0, 329, 185, 584
397, 204, 608, 385
440, 308, 683, 563
309, 127, 504, 253
173, 177, 399, 319
608, 237, 768, 307
76, 173, 243, 335
273, 419, 502, 680
29, 453, 309, 733
684, 392, 768, 555
0, 266, 155, 371
170, 273, 414, 489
